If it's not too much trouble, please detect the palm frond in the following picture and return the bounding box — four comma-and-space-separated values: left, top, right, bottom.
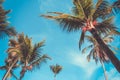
32, 40, 45, 54
79, 31, 85, 49
0, 5, 16, 38
0, 66, 6, 70
10, 71, 19, 80
112, 0, 120, 13
58, 17, 84, 32
108, 44, 120, 52
82, 45, 93, 54
95, 16, 119, 35
17, 33, 25, 44
30, 54, 51, 70
103, 36, 114, 43
20, 68, 26, 80
42, 13, 85, 32
41, 12, 71, 19
0, 27, 16, 38
7, 47, 21, 58
29, 40, 45, 63
0, 0, 4, 4
73, 0, 94, 19
87, 49, 94, 62
92, 50, 99, 64
85, 35, 95, 43
19, 35, 32, 61
93, 0, 112, 20
73, 0, 86, 18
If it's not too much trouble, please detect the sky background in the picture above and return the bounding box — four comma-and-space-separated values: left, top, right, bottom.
0, 0, 120, 80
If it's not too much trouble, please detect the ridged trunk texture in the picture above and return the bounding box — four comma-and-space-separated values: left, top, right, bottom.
90, 29, 120, 73
2, 58, 18, 80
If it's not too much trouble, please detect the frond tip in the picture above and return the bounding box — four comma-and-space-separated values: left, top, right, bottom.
79, 31, 85, 49
41, 12, 70, 19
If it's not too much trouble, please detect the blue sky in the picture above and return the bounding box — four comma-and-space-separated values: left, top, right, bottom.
0, 0, 120, 80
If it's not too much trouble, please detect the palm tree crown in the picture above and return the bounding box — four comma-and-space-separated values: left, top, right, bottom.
82, 33, 118, 63
50, 64, 62, 78
2, 33, 51, 80
41, 0, 120, 72
82, 33, 119, 80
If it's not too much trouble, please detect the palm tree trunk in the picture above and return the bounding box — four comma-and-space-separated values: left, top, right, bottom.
20, 69, 26, 80
90, 29, 120, 73
100, 61, 108, 80
20, 60, 27, 80
2, 58, 18, 80
54, 74, 56, 80
11, 71, 19, 80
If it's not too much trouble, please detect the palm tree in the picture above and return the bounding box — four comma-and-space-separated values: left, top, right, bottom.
82, 33, 119, 80
41, 0, 120, 72
17, 33, 51, 80
2, 33, 51, 80
0, 60, 19, 80
2, 37, 20, 80
50, 64, 62, 80
0, 0, 16, 38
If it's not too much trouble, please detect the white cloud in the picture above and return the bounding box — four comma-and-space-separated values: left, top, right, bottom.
67, 50, 101, 79
98, 68, 120, 80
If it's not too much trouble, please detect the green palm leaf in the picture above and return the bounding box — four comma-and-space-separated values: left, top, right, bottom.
95, 17, 120, 35
31, 54, 51, 70
0, 5, 16, 39
79, 31, 85, 49
41, 12, 85, 32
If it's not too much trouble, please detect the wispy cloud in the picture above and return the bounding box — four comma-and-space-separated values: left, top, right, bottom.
98, 68, 120, 80
67, 50, 101, 79
38, 0, 73, 13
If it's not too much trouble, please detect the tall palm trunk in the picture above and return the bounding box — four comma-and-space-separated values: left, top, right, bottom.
20, 69, 26, 80
90, 29, 120, 73
100, 61, 108, 80
20, 60, 28, 80
54, 74, 56, 80
11, 71, 19, 80
2, 58, 18, 80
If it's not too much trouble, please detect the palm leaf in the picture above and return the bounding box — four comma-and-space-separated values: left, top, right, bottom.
0, 0, 4, 4
79, 31, 85, 49
90, 0, 102, 19
29, 40, 45, 63
0, 27, 16, 38
30, 54, 51, 70
92, 50, 99, 64
108, 45, 120, 52
0, 66, 6, 69
87, 49, 94, 62
85, 35, 95, 43
93, 0, 112, 20
41, 13, 85, 32
10, 71, 19, 80
103, 36, 114, 43
82, 45, 93, 54
112, 0, 120, 13
73, 0, 86, 18
95, 17, 120, 35
0, 5, 16, 38
7, 48, 21, 55
73, 0, 94, 19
